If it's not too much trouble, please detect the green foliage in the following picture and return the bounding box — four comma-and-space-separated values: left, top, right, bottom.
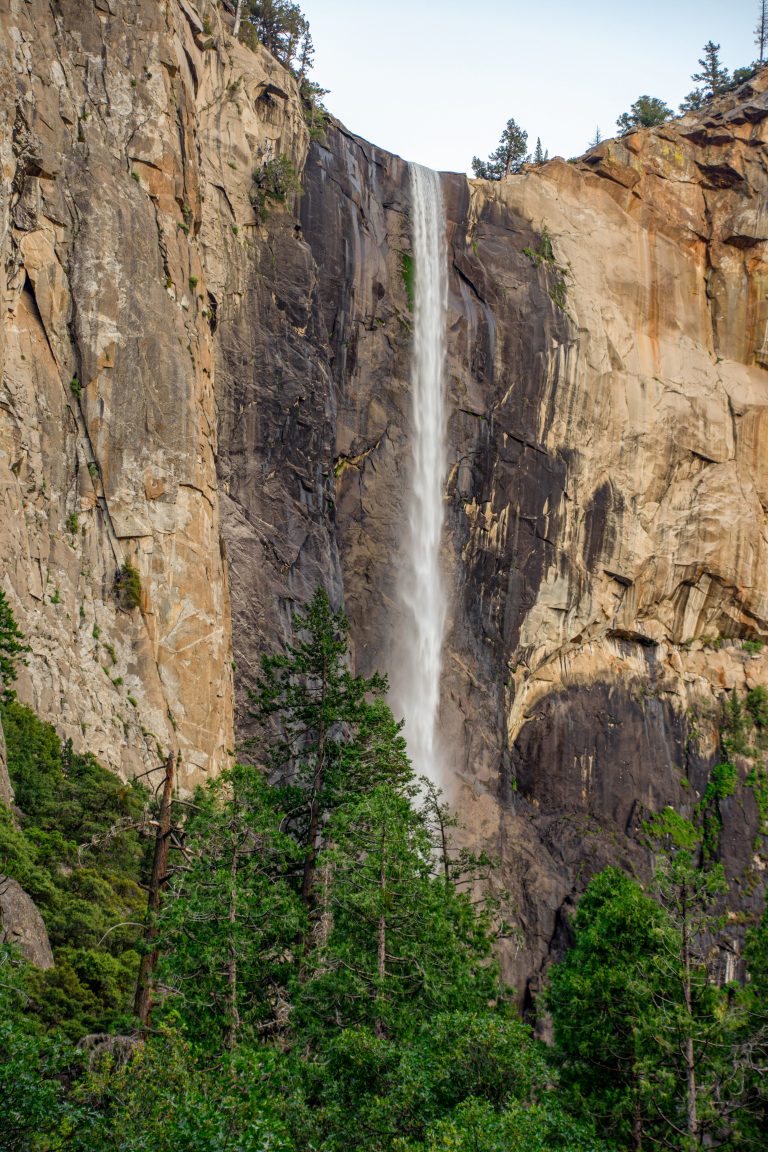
746, 684, 768, 728
680, 41, 732, 111
743, 638, 765, 656
249, 588, 411, 911
758, 0, 768, 64
746, 760, 768, 830
522, 226, 555, 267
70, 376, 82, 399
617, 94, 673, 133
522, 226, 570, 312
400, 250, 415, 310
289, 1013, 605, 1152
240, 0, 310, 73
0, 589, 28, 702
70, 1030, 295, 1152
0, 958, 88, 1150
413, 1096, 609, 1152
701, 762, 738, 859
546, 849, 760, 1151
299, 76, 329, 140
0, 702, 148, 1037
722, 691, 752, 756
691, 40, 731, 97
114, 563, 142, 611
4, 582, 767, 1150
293, 784, 500, 1045
66, 511, 79, 534
547, 868, 675, 1148
251, 154, 302, 220
156, 765, 305, 1049
472, 118, 529, 179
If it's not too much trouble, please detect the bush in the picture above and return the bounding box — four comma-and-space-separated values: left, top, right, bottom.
250, 155, 302, 221
114, 564, 142, 611
0, 702, 148, 1036
746, 685, 768, 729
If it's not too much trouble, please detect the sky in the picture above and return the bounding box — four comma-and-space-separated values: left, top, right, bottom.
299, 0, 759, 173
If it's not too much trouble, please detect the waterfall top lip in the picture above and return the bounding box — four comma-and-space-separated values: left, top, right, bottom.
323, 118, 466, 179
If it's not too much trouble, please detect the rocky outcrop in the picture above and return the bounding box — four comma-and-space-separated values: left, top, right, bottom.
0, 875, 54, 968
1, 0, 767, 994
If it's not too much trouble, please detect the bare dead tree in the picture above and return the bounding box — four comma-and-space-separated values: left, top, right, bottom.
232, 0, 244, 38
133, 752, 176, 1026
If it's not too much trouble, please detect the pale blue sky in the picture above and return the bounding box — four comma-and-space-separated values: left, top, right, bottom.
300, 0, 758, 171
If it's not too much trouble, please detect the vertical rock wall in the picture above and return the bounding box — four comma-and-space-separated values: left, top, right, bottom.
1, 1, 767, 993
0, 0, 309, 786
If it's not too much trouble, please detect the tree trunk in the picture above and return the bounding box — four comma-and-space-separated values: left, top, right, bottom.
134, 752, 175, 1026
631, 1086, 643, 1152
301, 657, 327, 909
682, 889, 699, 1147
232, 0, 244, 38
374, 823, 387, 1038
224, 819, 240, 1051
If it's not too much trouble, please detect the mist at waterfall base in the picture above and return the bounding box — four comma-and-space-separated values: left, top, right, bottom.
390, 163, 449, 790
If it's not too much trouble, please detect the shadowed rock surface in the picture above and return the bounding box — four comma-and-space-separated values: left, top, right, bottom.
0, 875, 54, 969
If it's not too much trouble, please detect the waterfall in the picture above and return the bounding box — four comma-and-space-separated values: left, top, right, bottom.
393, 163, 448, 786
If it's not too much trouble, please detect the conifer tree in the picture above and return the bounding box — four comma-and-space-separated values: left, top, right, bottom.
249, 589, 410, 912
0, 590, 28, 703
756, 0, 768, 64
616, 95, 673, 134
472, 119, 529, 179
294, 783, 499, 1043
156, 763, 304, 1049
533, 137, 548, 166
691, 41, 731, 99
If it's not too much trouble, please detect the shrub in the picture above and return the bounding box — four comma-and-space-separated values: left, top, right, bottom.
114, 564, 142, 611
746, 685, 768, 730
0, 701, 148, 1037
250, 155, 302, 221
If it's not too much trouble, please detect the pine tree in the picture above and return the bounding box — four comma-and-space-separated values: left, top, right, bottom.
0, 590, 28, 703
588, 125, 603, 148
756, 0, 768, 64
616, 95, 673, 134
472, 118, 529, 179
533, 137, 548, 166
294, 783, 499, 1043
156, 764, 304, 1049
691, 41, 731, 99
249, 588, 410, 913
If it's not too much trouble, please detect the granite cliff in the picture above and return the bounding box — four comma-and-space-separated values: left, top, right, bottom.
1, 0, 767, 992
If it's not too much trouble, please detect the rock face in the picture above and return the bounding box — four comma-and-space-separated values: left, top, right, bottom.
249, 79, 768, 993
0, 875, 54, 969
1, 0, 767, 992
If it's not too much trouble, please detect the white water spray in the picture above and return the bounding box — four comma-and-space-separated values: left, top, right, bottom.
393, 163, 448, 786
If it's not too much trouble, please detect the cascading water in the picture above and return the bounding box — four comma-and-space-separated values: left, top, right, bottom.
392, 163, 448, 786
